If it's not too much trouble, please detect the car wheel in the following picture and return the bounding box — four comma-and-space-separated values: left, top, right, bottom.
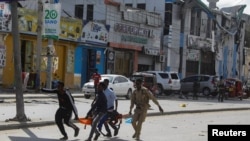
164, 90, 172, 96
202, 88, 210, 96
84, 95, 91, 99
126, 89, 132, 99
211, 92, 218, 96
182, 91, 188, 95
157, 84, 163, 95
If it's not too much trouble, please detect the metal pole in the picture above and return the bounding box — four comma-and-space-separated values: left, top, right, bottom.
46, 0, 54, 89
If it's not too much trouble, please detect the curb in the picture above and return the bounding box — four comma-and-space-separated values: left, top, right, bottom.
1, 107, 250, 131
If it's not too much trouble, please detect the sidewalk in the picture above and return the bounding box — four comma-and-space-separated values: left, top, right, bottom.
0, 92, 250, 131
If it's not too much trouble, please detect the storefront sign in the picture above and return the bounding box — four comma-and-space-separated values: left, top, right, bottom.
121, 35, 147, 44
0, 2, 11, 31
43, 3, 61, 40
60, 17, 82, 40
143, 47, 160, 56
187, 34, 212, 50
18, 8, 37, 32
81, 21, 109, 45
114, 23, 154, 38
187, 49, 200, 61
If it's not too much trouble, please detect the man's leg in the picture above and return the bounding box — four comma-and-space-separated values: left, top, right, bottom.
97, 113, 108, 131
86, 112, 105, 141
134, 111, 147, 140
55, 109, 68, 140
64, 111, 79, 137
132, 112, 139, 138
104, 122, 112, 137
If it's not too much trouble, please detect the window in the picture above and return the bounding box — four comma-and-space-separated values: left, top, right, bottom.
125, 3, 132, 7
159, 73, 169, 79
118, 76, 128, 83
87, 5, 93, 20
137, 3, 146, 10
170, 73, 179, 80
75, 5, 83, 19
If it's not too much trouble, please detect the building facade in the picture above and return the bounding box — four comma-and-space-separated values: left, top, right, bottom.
0, 2, 82, 89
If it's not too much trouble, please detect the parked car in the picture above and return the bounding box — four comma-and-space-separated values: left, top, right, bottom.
130, 72, 159, 96
143, 71, 181, 95
180, 74, 218, 96
82, 74, 134, 99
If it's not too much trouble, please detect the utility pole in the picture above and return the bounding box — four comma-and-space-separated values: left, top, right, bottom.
10, 0, 28, 122
36, 0, 43, 91
45, 0, 54, 89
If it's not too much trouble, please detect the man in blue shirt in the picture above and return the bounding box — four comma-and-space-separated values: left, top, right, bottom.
96, 79, 119, 139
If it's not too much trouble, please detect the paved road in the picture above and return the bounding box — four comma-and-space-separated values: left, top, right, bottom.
1, 110, 250, 141
0, 92, 249, 131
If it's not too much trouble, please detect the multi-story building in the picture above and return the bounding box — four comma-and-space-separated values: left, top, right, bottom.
0, 0, 247, 89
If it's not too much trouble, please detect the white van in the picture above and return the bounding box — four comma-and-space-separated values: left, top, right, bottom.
144, 71, 181, 95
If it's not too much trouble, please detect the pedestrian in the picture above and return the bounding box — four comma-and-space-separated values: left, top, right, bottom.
91, 68, 101, 97
41, 81, 79, 140
128, 79, 164, 140
97, 79, 119, 138
85, 82, 107, 141
218, 76, 226, 102
193, 79, 200, 100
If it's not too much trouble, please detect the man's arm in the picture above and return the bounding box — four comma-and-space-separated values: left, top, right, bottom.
115, 99, 118, 111
41, 88, 57, 93
129, 91, 135, 115
147, 89, 164, 114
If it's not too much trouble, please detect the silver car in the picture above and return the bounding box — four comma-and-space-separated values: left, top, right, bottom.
180, 75, 219, 96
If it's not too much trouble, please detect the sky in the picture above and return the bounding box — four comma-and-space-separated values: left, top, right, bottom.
201, 0, 250, 15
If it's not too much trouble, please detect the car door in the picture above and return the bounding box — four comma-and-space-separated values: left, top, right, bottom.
117, 76, 130, 95
170, 72, 181, 90
111, 76, 121, 96
181, 76, 196, 92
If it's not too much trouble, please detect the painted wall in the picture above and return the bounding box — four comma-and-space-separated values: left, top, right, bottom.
74, 45, 106, 87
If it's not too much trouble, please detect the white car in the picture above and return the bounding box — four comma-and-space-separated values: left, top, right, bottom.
82, 74, 135, 99
144, 71, 181, 95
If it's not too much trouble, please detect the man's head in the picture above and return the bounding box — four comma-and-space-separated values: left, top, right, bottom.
98, 82, 105, 92
57, 81, 64, 91
104, 79, 109, 87
220, 76, 223, 80
135, 79, 143, 89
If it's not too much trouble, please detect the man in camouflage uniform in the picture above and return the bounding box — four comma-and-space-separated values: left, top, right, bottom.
129, 79, 164, 140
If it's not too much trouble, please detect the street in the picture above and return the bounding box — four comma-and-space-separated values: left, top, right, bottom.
0, 110, 250, 141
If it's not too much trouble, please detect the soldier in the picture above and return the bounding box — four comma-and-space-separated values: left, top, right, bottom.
128, 79, 164, 140
218, 76, 226, 102
193, 79, 200, 100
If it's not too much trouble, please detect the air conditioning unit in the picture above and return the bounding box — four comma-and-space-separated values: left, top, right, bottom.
158, 55, 165, 63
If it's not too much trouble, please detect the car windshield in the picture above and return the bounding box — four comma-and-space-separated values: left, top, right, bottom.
101, 76, 114, 82
130, 75, 144, 82
158, 73, 169, 79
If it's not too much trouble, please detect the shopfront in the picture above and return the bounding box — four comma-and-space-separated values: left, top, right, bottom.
74, 21, 109, 88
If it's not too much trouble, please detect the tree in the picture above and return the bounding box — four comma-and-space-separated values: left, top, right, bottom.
6, 0, 29, 122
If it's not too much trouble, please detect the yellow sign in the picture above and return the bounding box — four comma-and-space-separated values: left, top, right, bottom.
17, 8, 82, 40
60, 17, 82, 40
18, 8, 38, 32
